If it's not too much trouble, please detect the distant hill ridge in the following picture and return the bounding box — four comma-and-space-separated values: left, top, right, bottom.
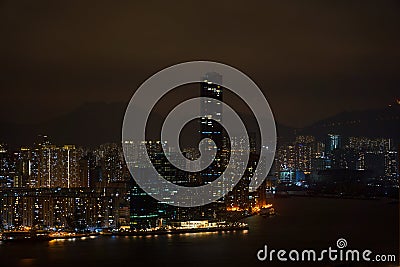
0, 102, 399, 148
299, 105, 399, 142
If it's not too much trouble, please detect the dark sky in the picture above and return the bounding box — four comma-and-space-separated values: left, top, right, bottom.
1, 0, 399, 128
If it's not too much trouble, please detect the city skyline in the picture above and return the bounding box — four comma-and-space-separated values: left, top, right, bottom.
1, 127, 398, 230
0, 2, 399, 266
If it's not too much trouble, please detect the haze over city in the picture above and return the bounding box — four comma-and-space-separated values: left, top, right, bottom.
1, 1, 399, 128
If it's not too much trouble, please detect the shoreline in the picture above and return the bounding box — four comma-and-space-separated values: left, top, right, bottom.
1, 225, 250, 242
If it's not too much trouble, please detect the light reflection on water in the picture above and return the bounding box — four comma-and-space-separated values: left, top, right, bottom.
0, 198, 398, 267
18, 258, 36, 266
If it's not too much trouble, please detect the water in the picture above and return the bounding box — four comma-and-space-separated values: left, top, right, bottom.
1, 197, 398, 267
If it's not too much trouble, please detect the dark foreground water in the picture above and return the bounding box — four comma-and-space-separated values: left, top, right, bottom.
0, 197, 398, 267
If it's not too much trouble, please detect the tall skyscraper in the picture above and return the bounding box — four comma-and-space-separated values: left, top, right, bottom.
200, 72, 224, 184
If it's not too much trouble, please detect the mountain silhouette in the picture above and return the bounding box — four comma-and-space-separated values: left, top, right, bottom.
0, 102, 398, 149
299, 105, 400, 143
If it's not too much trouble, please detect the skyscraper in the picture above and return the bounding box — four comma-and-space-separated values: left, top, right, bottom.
37, 144, 81, 188
124, 140, 166, 230
327, 134, 342, 152
16, 147, 39, 188
200, 72, 224, 184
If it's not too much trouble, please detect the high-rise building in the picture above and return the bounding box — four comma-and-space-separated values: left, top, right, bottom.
200, 72, 224, 184
124, 140, 167, 230
294, 136, 315, 174
327, 134, 342, 152
276, 144, 296, 172
95, 143, 127, 184
384, 151, 398, 179
331, 148, 358, 170
0, 187, 128, 229
347, 137, 397, 178
37, 144, 81, 188
0, 144, 13, 188
15, 148, 39, 188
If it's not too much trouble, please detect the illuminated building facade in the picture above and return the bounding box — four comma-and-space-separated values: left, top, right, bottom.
327, 134, 342, 152
0, 187, 128, 229
37, 145, 81, 188
200, 72, 224, 184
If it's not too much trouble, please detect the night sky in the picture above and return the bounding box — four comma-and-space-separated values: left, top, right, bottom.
1, 1, 399, 128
